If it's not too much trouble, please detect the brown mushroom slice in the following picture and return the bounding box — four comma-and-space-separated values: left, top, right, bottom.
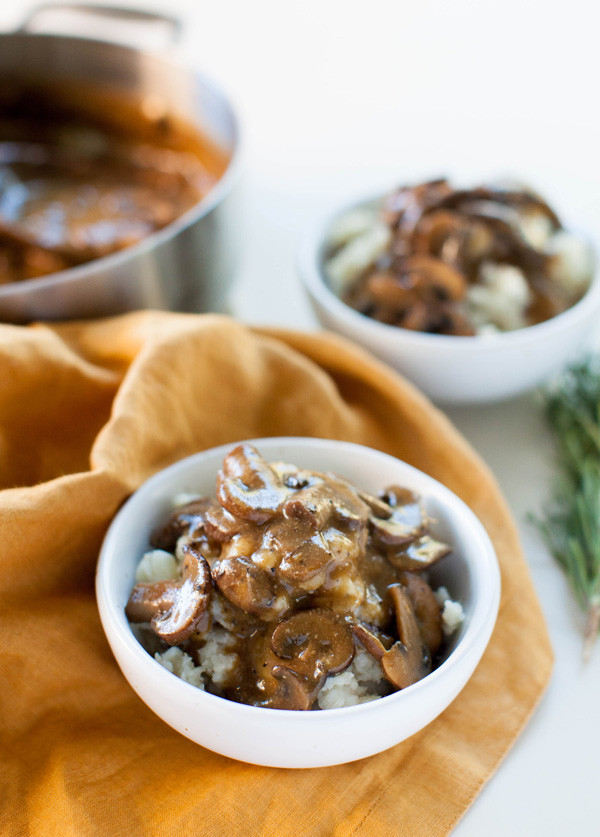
412, 210, 469, 257
216, 444, 292, 525
238, 631, 317, 710
283, 475, 370, 531
149, 497, 212, 552
401, 572, 443, 655
362, 270, 417, 308
350, 622, 386, 661
203, 501, 245, 543
400, 254, 467, 301
248, 609, 355, 710
357, 489, 394, 519
268, 666, 313, 711
126, 542, 212, 645
437, 185, 561, 229
210, 589, 262, 637
212, 553, 289, 621
463, 213, 548, 276
272, 463, 321, 491
277, 534, 334, 585
386, 533, 451, 572
380, 585, 431, 689
382, 179, 453, 234
369, 487, 426, 548
270, 609, 355, 682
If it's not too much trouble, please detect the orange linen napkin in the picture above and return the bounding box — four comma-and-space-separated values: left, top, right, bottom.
0, 311, 552, 837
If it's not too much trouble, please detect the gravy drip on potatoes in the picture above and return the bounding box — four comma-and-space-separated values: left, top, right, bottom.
126, 444, 453, 710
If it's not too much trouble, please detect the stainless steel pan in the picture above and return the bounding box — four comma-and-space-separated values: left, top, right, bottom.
0, 3, 240, 323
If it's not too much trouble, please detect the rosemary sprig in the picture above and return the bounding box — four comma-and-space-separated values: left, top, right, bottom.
533, 356, 600, 661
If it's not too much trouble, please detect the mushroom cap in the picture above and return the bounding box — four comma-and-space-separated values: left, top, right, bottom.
386, 534, 451, 572
350, 622, 386, 660
246, 609, 356, 710
380, 584, 431, 690
269, 666, 313, 711
216, 444, 292, 525
401, 572, 443, 655
283, 474, 370, 531
343, 178, 571, 336
203, 501, 245, 543
150, 497, 213, 552
212, 549, 289, 621
270, 608, 355, 679
369, 486, 427, 548
126, 542, 212, 646
396, 254, 467, 301
436, 185, 561, 229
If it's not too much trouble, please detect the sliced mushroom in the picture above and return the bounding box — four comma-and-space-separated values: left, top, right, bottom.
126, 541, 212, 645
283, 475, 370, 531
212, 551, 289, 621
399, 254, 467, 301
369, 487, 426, 548
268, 666, 313, 711
361, 270, 417, 308
380, 584, 431, 689
246, 609, 355, 710
382, 179, 453, 235
271, 463, 319, 491
412, 209, 469, 258
216, 444, 292, 525
385, 533, 451, 572
350, 622, 386, 660
150, 497, 213, 552
353, 254, 468, 334
357, 489, 394, 519
463, 213, 549, 276
401, 572, 443, 655
436, 185, 561, 229
277, 532, 335, 586
203, 501, 245, 543
240, 643, 318, 711
210, 589, 262, 637
270, 608, 355, 680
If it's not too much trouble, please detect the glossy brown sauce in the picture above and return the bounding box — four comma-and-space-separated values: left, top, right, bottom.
335, 179, 588, 335
0, 82, 230, 284
127, 445, 454, 710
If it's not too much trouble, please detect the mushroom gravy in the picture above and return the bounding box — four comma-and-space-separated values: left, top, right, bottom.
126, 444, 462, 710
324, 179, 594, 335
0, 82, 229, 284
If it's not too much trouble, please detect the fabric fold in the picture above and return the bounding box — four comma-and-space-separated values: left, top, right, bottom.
0, 311, 552, 837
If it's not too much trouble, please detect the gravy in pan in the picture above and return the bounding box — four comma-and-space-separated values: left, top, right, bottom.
0, 82, 229, 284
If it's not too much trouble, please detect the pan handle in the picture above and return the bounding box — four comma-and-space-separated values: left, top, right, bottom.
18, 3, 182, 44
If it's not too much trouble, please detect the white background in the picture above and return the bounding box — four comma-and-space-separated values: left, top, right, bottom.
2, 1, 599, 834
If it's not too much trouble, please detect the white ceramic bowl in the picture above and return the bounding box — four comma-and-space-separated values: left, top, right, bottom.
96, 437, 501, 768
298, 198, 600, 404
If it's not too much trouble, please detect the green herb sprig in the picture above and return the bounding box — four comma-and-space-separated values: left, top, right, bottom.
533, 356, 600, 661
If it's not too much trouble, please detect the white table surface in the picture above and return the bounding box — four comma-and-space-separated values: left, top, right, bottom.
2, 1, 599, 834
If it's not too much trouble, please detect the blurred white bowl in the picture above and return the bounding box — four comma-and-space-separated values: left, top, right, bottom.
298, 198, 600, 404
96, 437, 500, 768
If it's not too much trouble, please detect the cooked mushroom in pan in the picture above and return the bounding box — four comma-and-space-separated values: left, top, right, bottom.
324, 179, 594, 335
127, 444, 463, 710
0, 82, 228, 284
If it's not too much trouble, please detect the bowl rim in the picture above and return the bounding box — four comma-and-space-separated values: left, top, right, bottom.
96, 436, 501, 720
0, 31, 242, 299
297, 192, 600, 349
